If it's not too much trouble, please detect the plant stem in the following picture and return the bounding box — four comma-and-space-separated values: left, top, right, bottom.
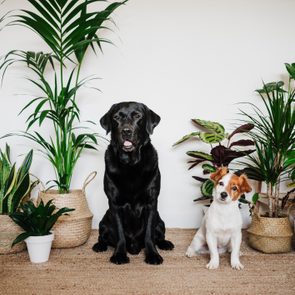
274, 179, 280, 217
267, 182, 273, 217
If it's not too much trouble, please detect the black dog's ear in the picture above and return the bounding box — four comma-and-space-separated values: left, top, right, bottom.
145, 107, 161, 135
100, 104, 116, 134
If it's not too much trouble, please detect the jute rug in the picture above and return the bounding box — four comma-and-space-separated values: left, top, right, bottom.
1, 229, 294, 295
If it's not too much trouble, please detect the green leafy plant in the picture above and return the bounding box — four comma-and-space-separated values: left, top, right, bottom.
1, 0, 127, 193
241, 69, 295, 217
10, 199, 74, 246
0, 144, 37, 214
174, 119, 254, 201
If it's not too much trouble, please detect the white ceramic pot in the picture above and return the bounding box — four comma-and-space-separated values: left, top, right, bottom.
25, 233, 54, 263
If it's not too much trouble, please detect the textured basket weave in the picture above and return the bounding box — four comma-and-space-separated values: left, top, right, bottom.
39, 172, 96, 249
0, 215, 26, 254
247, 213, 293, 253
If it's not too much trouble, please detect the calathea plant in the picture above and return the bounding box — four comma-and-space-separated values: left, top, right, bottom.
1, 0, 127, 193
174, 119, 254, 201
0, 144, 37, 215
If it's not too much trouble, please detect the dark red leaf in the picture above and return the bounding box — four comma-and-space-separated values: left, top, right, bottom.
229, 139, 254, 148
228, 123, 254, 140
192, 176, 207, 183
187, 159, 205, 170
193, 196, 212, 202
211, 145, 255, 166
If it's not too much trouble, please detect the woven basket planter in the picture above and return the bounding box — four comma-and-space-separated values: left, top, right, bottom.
39, 172, 96, 249
247, 213, 293, 253
0, 215, 26, 254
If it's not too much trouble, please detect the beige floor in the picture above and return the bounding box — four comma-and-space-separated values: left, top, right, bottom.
1, 229, 295, 295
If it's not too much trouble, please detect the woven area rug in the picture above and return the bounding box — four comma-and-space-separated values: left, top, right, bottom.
1, 229, 295, 295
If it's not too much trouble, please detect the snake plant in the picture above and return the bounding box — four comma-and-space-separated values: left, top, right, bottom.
1, 0, 127, 193
10, 199, 74, 246
0, 144, 36, 214
174, 120, 255, 201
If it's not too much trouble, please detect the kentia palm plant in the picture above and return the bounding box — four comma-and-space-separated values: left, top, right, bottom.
241, 69, 295, 217
1, 0, 127, 193
173, 119, 255, 201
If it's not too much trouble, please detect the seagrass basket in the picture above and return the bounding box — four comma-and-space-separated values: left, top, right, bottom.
247, 213, 293, 253
39, 172, 96, 249
0, 215, 26, 254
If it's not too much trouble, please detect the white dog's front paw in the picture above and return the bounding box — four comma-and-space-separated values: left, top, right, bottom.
231, 260, 244, 270
206, 259, 219, 270
186, 246, 195, 258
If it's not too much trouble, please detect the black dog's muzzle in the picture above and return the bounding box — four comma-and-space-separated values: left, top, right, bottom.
121, 126, 136, 152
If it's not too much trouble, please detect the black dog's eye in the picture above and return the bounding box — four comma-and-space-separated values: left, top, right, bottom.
232, 186, 238, 191
219, 181, 224, 186
113, 114, 120, 121
133, 112, 142, 120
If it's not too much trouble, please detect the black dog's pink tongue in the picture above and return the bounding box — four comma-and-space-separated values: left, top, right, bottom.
123, 140, 133, 148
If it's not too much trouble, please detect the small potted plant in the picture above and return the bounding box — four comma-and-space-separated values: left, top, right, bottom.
0, 144, 38, 254
1, 0, 127, 248
241, 64, 295, 253
10, 200, 74, 263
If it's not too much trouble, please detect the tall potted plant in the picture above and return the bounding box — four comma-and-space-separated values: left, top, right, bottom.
1, 0, 127, 247
0, 144, 37, 254
242, 65, 295, 253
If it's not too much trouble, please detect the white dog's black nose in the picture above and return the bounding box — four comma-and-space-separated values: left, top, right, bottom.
220, 192, 228, 199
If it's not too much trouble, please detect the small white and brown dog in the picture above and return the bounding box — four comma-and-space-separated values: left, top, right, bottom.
186, 167, 252, 270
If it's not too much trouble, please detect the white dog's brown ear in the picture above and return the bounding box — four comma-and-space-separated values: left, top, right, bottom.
210, 167, 228, 183
239, 174, 252, 193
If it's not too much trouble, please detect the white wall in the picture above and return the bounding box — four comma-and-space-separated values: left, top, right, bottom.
0, 0, 294, 228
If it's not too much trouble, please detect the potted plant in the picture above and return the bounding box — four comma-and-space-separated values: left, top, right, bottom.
10, 200, 74, 263
1, 0, 127, 247
0, 144, 37, 254
241, 65, 295, 253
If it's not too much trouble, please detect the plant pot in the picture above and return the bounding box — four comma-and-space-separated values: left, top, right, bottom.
239, 203, 252, 229
247, 213, 293, 253
0, 215, 26, 254
38, 172, 96, 248
25, 233, 54, 263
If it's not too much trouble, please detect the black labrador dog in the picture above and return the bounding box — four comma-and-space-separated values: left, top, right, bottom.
92, 102, 174, 264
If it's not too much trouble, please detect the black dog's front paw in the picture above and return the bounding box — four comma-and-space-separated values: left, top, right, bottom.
157, 240, 174, 251
145, 252, 163, 265
92, 242, 108, 252
110, 253, 130, 265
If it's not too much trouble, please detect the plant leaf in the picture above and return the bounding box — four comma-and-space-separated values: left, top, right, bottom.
228, 123, 254, 140
173, 132, 200, 146
192, 119, 225, 135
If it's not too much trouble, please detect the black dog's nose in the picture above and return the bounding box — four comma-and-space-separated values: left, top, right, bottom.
220, 192, 228, 199
122, 128, 132, 137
